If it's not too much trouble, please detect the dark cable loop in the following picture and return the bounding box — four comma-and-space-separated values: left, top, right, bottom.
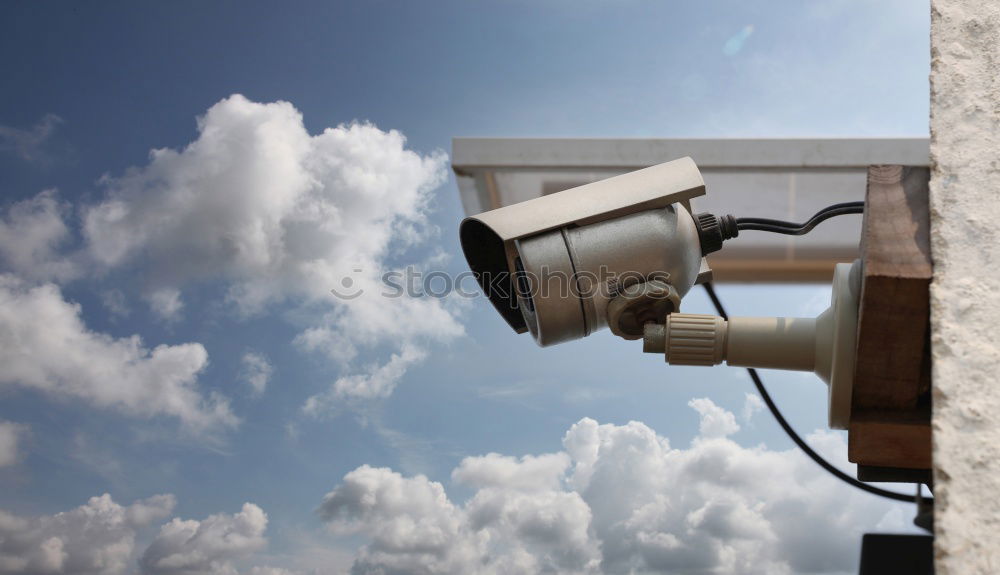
701, 282, 919, 504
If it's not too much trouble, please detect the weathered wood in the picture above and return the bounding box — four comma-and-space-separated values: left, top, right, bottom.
847, 165, 932, 472
853, 166, 932, 410
849, 411, 932, 470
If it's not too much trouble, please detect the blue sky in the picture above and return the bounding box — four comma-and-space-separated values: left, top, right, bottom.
0, 2, 929, 574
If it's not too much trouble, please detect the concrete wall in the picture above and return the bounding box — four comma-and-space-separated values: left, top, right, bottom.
930, 1, 1000, 573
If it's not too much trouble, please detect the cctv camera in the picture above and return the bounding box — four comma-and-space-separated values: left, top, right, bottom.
459, 157, 711, 346
459, 156, 869, 428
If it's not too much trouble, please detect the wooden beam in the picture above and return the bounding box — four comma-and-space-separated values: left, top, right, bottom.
848, 165, 932, 471
849, 411, 932, 470
853, 165, 932, 410
709, 259, 841, 283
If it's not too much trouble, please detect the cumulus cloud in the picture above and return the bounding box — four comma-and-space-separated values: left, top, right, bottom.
81, 94, 462, 407
318, 465, 487, 575
0, 274, 236, 432
241, 352, 273, 396
319, 399, 912, 575
139, 503, 268, 575
0, 496, 286, 575
0, 190, 78, 282
688, 397, 740, 438
0, 493, 175, 575
0, 421, 28, 467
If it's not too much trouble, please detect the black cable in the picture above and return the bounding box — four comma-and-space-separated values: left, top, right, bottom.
694, 202, 865, 256
736, 201, 865, 236
702, 281, 918, 504
737, 201, 865, 226
737, 208, 860, 235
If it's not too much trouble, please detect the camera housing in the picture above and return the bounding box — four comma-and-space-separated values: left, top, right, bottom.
459, 157, 711, 346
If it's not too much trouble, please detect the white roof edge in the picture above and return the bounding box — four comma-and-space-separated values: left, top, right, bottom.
452, 137, 930, 169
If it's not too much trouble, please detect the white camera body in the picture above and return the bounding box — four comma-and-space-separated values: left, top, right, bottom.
459, 157, 712, 346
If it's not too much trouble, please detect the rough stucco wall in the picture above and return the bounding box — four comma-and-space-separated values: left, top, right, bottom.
930, 1, 1000, 573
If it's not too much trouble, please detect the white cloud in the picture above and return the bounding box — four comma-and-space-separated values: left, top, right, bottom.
247, 568, 301, 575
125, 496, 180, 527
101, 289, 130, 319
0, 190, 78, 282
318, 465, 486, 575
81, 95, 462, 407
741, 392, 765, 422
455, 452, 600, 574
0, 114, 62, 163
319, 399, 914, 575
452, 452, 569, 492
689, 397, 740, 438
0, 421, 28, 467
0, 274, 236, 432
0, 496, 288, 575
303, 344, 425, 410
0, 493, 175, 575
139, 503, 268, 575
241, 352, 273, 396
146, 288, 184, 321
